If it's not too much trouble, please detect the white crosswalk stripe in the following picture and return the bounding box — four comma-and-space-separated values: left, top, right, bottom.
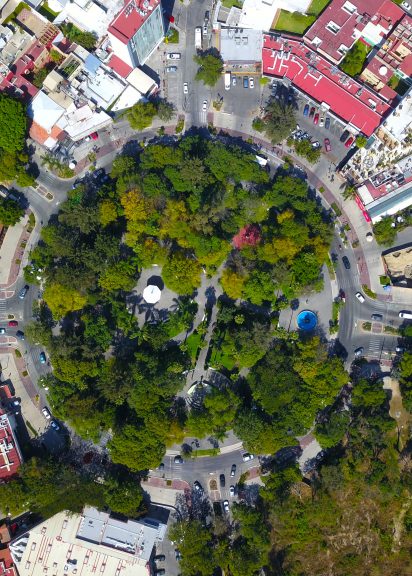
0, 299, 6, 315
368, 339, 382, 356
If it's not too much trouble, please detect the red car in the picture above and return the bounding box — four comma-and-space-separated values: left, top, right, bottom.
313, 113, 319, 125
90, 132, 99, 140
345, 136, 354, 148
8, 320, 18, 327
324, 138, 331, 152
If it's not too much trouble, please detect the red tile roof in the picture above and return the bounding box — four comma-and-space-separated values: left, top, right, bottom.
29, 121, 64, 146
108, 0, 161, 44
304, 0, 403, 63
262, 35, 392, 137
0, 412, 22, 482
0, 548, 16, 576
108, 54, 133, 78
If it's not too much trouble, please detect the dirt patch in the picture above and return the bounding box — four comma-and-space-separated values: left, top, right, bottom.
383, 376, 411, 450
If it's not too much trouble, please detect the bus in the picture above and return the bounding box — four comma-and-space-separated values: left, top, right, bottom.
224, 72, 231, 90
195, 27, 202, 49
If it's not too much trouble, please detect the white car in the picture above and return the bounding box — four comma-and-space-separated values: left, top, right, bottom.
242, 453, 254, 462
203, 25, 208, 35
249, 77, 254, 89
232, 76, 237, 86
229, 485, 235, 497
42, 407, 51, 420
319, 116, 325, 127
402, 2, 411, 10
202, 100, 207, 111
355, 292, 365, 303
167, 53, 181, 60
223, 500, 229, 512
183, 82, 188, 94
50, 420, 60, 431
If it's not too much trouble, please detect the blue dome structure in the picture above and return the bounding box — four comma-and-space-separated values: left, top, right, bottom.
296, 310, 318, 331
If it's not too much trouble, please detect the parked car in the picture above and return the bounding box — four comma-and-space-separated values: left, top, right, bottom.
325, 117, 331, 129
18, 285, 29, 299
154, 570, 165, 576
166, 66, 178, 72
174, 455, 183, 464
340, 129, 350, 142
249, 77, 254, 88
42, 407, 51, 420
243, 76, 249, 88
158, 462, 165, 471
203, 24, 208, 35
303, 104, 310, 116
229, 485, 235, 497
313, 113, 319, 125
355, 292, 365, 303
371, 314, 383, 321
154, 554, 165, 562
230, 464, 236, 477
193, 481, 203, 494
396, 346, 405, 353
223, 500, 229, 513
399, 311, 412, 319
8, 320, 18, 327
16, 330, 25, 340
183, 82, 188, 94
354, 347, 364, 357
342, 256, 351, 270
167, 52, 181, 59
175, 549, 182, 560
319, 116, 325, 127
324, 138, 331, 152
219, 474, 226, 488
345, 136, 355, 148
232, 76, 237, 86
401, 1, 411, 9
339, 289, 346, 302
0, 328, 5, 334
242, 453, 254, 462
312, 141, 321, 149
205, 10, 210, 20
309, 106, 316, 118
90, 132, 98, 140
39, 351, 47, 364
50, 420, 60, 431
202, 100, 207, 111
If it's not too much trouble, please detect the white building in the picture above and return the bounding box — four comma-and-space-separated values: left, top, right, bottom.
216, 0, 311, 31
10, 507, 167, 576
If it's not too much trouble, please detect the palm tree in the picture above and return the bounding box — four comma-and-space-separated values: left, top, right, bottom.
343, 184, 357, 200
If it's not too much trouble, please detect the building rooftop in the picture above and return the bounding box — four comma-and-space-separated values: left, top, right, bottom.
237, 0, 311, 31
378, 85, 412, 143
10, 507, 167, 576
220, 27, 263, 63
262, 34, 392, 136
0, 411, 22, 481
108, 0, 162, 44
304, 0, 403, 64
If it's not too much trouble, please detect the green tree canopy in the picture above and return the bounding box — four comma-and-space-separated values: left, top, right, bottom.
127, 101, 157, 130
194, 51, 224, 86
0, 94, 26, 152
0, 196, 24, 225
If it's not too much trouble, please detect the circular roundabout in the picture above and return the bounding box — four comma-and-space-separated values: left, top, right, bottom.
296, 309, 318, 331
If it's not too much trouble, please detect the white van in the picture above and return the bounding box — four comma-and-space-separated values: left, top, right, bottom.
224, 71, 231, 90
399, 311, 412, 319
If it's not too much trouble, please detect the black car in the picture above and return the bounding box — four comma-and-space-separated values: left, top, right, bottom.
154, 570, 165, 576
342, 256, 351, 270
174, 455, 183, 464
340, 129, 350, 142
154, 554, 165, 562
230, 464, 236, 477
19, 285, 29, 299
16, 330, 25, 340
371, 313, 383, 321
193, 481, 203, 494
158, 462, 165, 471
219, 474, 226, 488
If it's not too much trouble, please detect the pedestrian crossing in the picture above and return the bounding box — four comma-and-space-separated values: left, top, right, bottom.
198, 110, 208, 125
0, 299, 6, 317
368, 338, 382, 358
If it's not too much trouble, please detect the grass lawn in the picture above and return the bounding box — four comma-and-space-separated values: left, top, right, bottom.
307, 0, 331, 15
209, 345, 236, 371
166, 27, 179, 43
38, 1, 60, 21
273, 10, 316, 35
221, 0, 242, 7
186, 331, 202, 363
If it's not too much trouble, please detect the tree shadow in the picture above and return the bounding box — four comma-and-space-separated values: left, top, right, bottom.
147, 275, 164, 290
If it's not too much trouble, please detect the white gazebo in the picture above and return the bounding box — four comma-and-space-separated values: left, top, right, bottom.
143, 284, 161, 304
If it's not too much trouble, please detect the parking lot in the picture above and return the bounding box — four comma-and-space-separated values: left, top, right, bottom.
218, 73, 262, 122
267, 79, 354, 166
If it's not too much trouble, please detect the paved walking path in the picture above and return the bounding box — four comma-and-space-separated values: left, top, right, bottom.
0, 213, 33, 290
